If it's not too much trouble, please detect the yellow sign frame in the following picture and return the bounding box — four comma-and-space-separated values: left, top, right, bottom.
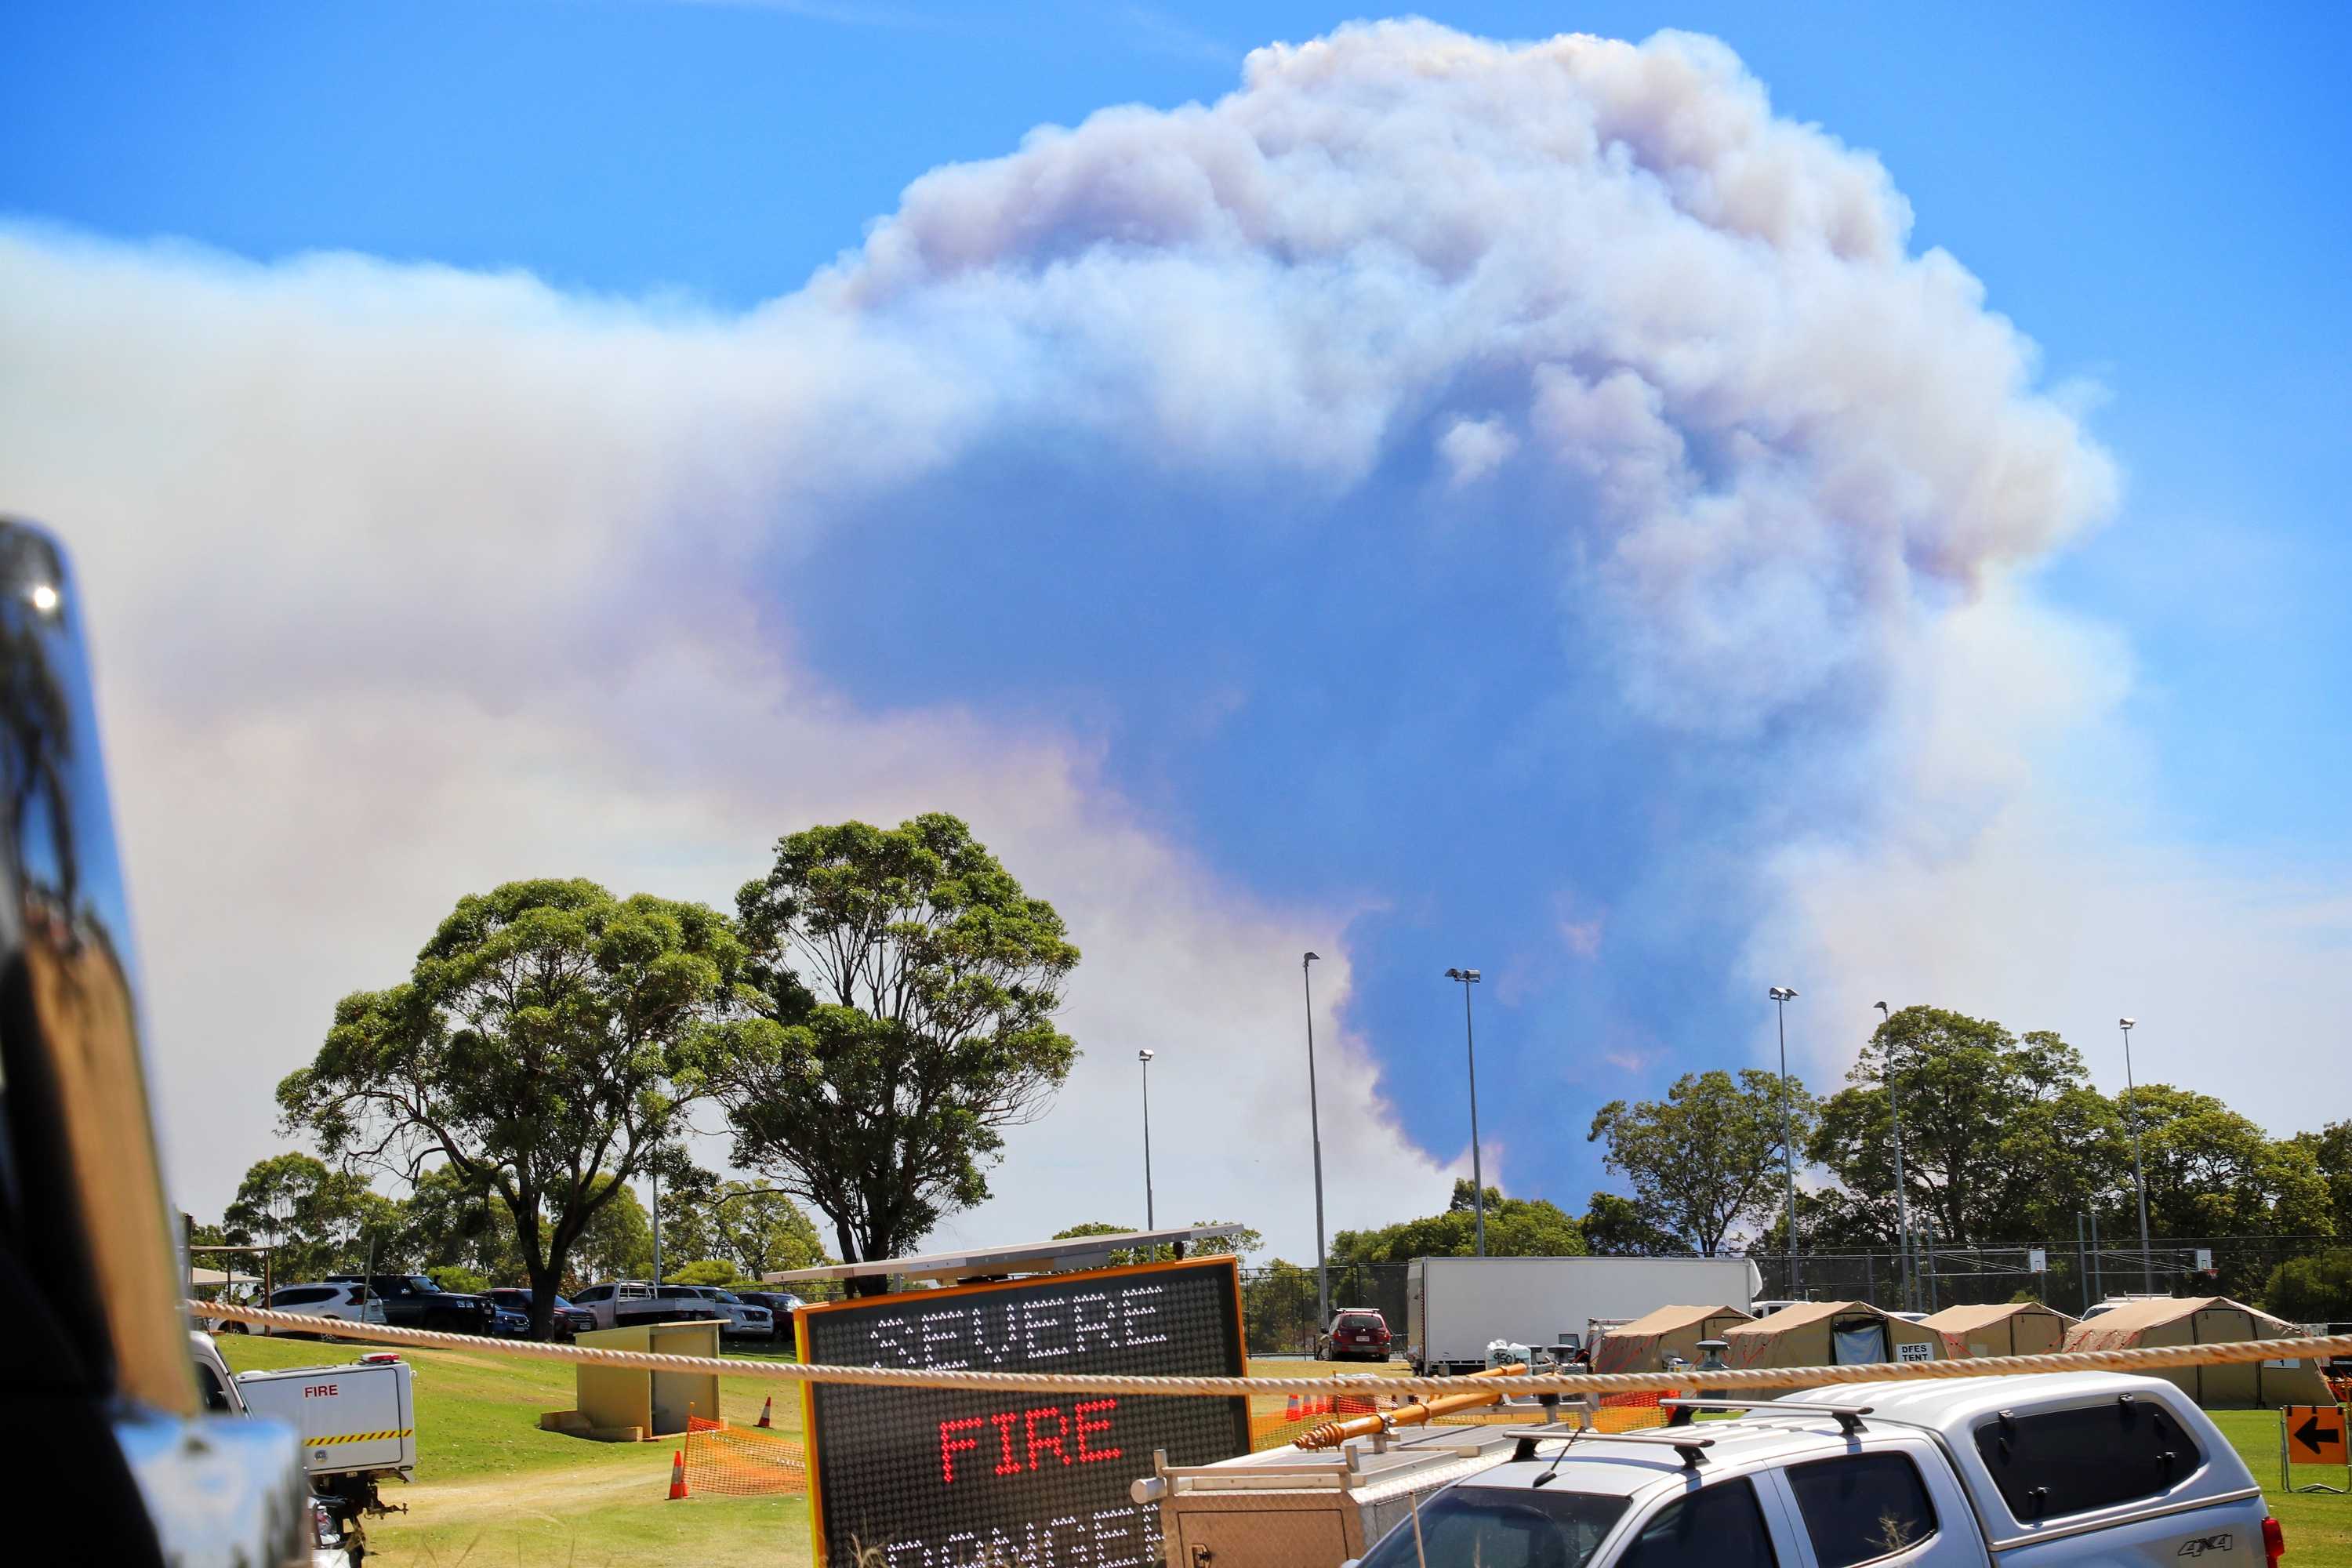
796, 1253, 1250, 1566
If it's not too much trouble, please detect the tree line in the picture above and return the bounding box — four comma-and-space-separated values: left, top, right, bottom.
194, 1151, 831, 1296
212, 827, 2352, 1341
211, 814, 1081, 1339
1583, 1006, 2350, 1273
1149, 1006, 2352, 1324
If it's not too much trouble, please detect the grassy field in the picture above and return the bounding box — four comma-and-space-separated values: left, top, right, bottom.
218, 1338, 2351, 1566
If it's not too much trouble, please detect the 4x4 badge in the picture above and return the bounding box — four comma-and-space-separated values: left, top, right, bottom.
2176, 1534, 2233, 1557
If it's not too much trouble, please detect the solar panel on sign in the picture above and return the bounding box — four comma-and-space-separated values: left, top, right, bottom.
798, 1254, 1251, 1567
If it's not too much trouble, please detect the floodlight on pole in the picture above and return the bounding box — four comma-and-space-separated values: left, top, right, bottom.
1302, 952, 1329, 1327
1444, 967, 1486, 1257
2118, 1018, 2154, 1293
1769, 986, 1801, 1296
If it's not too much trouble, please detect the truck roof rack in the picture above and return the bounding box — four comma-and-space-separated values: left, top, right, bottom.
1661, 1399, 1872, 1435
1504, 1425, 1715, 1470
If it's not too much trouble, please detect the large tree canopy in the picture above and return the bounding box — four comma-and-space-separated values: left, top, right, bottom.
1334, 1180, 1584, 1263
1811, 1008, 2123, 1248
2126, 1084, 2335, 1240
659, 1174, 832, 1282
1588, 1069, 1813, 1255
717, 815, 1079, 1292
222, 1152, 398, 1283
277, 878, 752, 1337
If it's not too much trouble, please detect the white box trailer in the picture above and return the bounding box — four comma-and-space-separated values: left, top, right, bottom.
1405, 1255, 1761, 1374
234, 1352, 418, 1481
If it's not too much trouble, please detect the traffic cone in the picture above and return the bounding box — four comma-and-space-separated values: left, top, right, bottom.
757, 1396, 773, 1429
1285, 1394, 1301, 1421
668, 1450, 690, 1501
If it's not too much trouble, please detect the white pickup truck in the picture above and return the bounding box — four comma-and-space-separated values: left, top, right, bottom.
1348, 1374, 2281, 1568
194, 1334, 417, 1566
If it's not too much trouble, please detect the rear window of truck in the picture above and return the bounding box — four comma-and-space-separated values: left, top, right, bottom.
1973, 1398, 2201, 1519
1786, 1452, 1937, 1566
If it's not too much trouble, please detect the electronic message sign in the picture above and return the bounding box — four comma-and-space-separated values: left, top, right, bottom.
798, 1254, 1250, 1567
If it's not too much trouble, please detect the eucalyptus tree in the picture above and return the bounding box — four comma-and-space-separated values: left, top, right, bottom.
278, 879, 754, 1338
717, 815, 1080, 1294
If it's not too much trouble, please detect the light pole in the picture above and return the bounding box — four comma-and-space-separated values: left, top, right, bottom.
1138, 1050, 1157, 1236
1876, 1001, 1915, 1312
2119, 1018, 2154, 1293
1769, 986, 1801, 1297
1302, 953, 1329, 1327
1444, 967, 1486, 1257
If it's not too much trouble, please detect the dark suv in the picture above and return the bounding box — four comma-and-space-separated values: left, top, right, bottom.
1316, 1308, 1393, 1363
488, 1287, 597, 1338
328, 1273, 498, 1335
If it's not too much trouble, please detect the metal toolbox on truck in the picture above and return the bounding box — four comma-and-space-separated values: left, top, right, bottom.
234, 1354, 418, 1479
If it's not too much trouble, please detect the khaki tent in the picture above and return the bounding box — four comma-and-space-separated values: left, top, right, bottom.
1592, 1305, 1755, 1374
2063, 1296, 2333, 1409
1724, 1301, 1943, 1370
1920, 1301, 2074, 1359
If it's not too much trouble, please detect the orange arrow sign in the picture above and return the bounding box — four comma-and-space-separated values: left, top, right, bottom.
2286, 1403, 2346, 1466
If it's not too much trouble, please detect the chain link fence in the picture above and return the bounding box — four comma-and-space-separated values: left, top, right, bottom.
1740, 1232, 2347, 1316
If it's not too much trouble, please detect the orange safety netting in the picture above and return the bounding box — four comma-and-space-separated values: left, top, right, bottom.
1250, 1391, 1386, 1450
1588, 1391, 1669, 1433
1245, 1387, 1664, 1450
683, 1415, 809, 1497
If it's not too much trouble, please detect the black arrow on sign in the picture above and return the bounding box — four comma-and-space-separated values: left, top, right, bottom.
2295, 1414, 2332, 1452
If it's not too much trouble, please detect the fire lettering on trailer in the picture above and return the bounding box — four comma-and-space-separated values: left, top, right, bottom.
303, 1385, 339, 1398
939, 1401, 1121, 1483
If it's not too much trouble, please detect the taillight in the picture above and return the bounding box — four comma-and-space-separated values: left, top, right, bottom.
2263, 1516, 2285, 1566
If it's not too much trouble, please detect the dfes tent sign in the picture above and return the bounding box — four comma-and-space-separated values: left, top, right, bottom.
798, 1254, 1250, 1566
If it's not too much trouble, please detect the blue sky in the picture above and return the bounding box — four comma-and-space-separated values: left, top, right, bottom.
5, 3, 2348, 1250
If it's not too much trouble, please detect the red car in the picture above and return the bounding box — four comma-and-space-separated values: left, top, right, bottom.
1316, 1308, 1392, 1363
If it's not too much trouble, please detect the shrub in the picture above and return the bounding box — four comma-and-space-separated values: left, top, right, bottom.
2260, 1250, 2352, 1323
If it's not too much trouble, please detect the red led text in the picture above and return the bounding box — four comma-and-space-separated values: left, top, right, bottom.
939, 1400, 1122, 1486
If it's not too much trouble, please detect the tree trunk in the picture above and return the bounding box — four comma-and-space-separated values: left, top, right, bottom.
524, 1254, 563, 1341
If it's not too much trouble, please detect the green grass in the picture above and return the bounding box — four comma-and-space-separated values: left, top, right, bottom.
219, 1333, 813, 1567
216, 1338, 2352, 1566
2211, 1410, 2352, 1564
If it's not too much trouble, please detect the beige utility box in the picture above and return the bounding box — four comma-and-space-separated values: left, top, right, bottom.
1133, 1415, 1550, 1568
550, 1319, 722, 1439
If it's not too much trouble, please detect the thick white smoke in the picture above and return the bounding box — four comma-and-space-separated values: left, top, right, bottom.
6, 20, 2323, 1247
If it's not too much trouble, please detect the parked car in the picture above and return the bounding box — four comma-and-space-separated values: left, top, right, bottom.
488, 1305, 532, 1338
487, 1288, 597, 1338
1349, 1372, 2281, 1568
1316, 1308, 1392, 1362
326, 1274, 498, 1335
191, 1334, 356, 1566
260, 1282, 389, 1338
679, 1285, 774, 1339
574, 1280, 717, 1330
736, 1290, 807, 1343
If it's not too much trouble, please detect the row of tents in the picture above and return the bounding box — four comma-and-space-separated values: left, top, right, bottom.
1591, 1295, 2335, 1409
